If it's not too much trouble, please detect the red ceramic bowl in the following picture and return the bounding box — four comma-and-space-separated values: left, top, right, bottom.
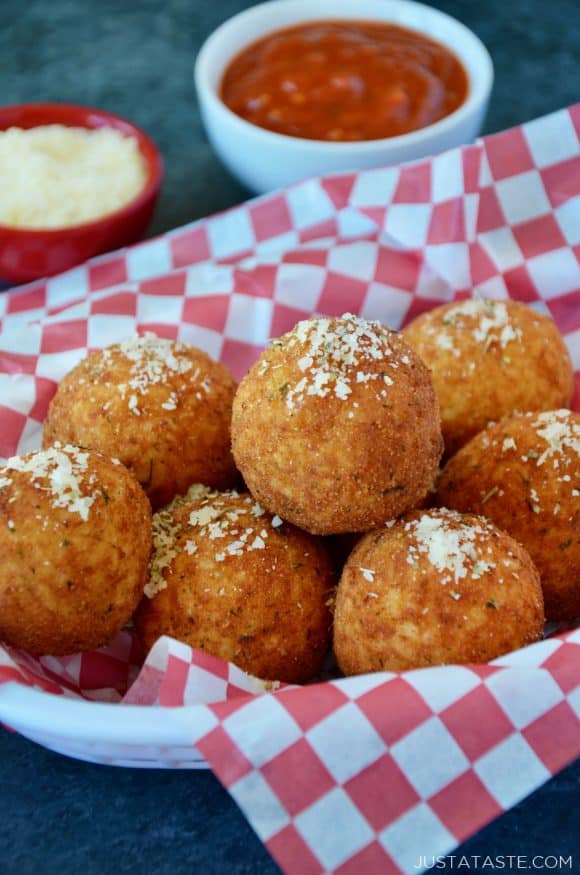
0, 103, 164, 284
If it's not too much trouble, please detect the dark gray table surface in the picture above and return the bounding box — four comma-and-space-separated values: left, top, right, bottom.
1, 1, 578, 872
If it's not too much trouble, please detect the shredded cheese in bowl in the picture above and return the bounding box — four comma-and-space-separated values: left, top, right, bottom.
0, 124, 147, 229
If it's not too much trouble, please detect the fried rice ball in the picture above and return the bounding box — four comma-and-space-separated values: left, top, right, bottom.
43, 332, 238, 509
334, 508, 544, 674
0, 444, 152, 655
437, 409, 580, 621
231, 313, 443, 535
135, 486, 334, 683
403, 298, 573, 457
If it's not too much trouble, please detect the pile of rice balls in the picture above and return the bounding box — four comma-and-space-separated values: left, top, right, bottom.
0, 299, 577, 684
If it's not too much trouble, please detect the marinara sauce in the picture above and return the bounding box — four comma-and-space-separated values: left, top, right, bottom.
221, 20, 468, 142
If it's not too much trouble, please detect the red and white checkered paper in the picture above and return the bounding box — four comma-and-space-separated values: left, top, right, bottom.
1, 105, 579, 874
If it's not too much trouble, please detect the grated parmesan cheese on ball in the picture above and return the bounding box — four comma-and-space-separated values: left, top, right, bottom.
439, 297, 524, 351
145, 485, 288, 598
0, 125, 146, 229
478, 409, 579, 506
145, 483, 212, 598
533, 409, 580, 468
0, 443, 98, 521
100, 332, 212, 414
267, 312, 404, 412
403, 509, 498, 588
185, 491, 275, 563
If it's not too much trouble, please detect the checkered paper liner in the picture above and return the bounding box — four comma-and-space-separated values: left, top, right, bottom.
1, 105, 579, 874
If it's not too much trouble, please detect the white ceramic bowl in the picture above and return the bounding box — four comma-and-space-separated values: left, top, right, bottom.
194, 0, 494, 193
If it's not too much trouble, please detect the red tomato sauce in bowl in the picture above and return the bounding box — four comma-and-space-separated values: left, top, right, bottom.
220, 20, 468, 142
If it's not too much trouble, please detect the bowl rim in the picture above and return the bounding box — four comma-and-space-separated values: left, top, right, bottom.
0, 101, 164, 238
194, 0, 494, 153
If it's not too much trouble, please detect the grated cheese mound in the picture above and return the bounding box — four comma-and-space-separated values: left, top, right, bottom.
99, 332, 212, 414
440, 298, 523, 351
0, 443, 99, 521
0, 125, 146, 229
271, 313, 403, 411
403, 509, 497, 587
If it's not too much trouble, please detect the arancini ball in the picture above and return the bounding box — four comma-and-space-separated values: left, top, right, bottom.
135, 486, 334, 683
437, 409, 580, 620
43, 332, 238, 509
333, 508, 544, 674
0, 444, 152, 655
231, 313, 443, 535
403, 298, 573, 457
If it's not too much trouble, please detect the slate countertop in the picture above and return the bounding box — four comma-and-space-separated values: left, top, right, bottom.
1, 1, 578, 872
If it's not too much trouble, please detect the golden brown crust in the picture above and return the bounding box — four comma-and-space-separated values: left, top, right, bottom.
134, 488, 334, 683
437, 410, 580, 621
333, 508, 544, 674
0, 445, 152, 655
42, 333, 238, 509
231, 314, 443, 534
403, 299, 574, 457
